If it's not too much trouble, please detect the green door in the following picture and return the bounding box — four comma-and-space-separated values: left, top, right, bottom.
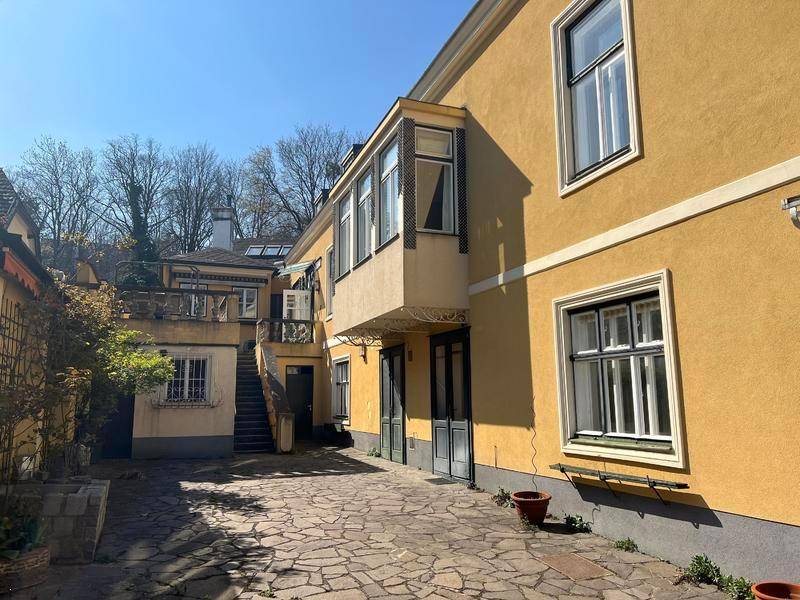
380, 345, 405, 463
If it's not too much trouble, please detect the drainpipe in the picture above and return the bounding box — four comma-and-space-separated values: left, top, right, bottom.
781, 195, 800, 229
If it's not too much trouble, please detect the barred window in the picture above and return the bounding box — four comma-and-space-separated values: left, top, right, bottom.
163, 355, 210, 405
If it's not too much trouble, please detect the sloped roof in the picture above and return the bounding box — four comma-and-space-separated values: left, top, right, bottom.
0, 168, 20, 225
166, 247, 273, 269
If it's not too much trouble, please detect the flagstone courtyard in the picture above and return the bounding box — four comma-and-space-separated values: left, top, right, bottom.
18, 445, 727, 599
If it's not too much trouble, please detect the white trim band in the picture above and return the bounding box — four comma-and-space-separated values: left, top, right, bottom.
469, 155, 800, 296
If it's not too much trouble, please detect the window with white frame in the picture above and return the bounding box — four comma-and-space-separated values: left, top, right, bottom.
163, 355, 210, 405
552, 0, 639, 193
326, 246, 335, 316
179, 282, 207, 317
233, 286, 258, 319
333, 358, 350, 420
356, 171, 372, 262
336, 193, 351, 276
554, 272, 684, 467
379, 139, 399, 245
415, 127, 454, 233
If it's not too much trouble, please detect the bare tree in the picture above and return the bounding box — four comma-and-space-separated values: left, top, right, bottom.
13, 137, 99, 270
246, 124, 354, 236
163, 143, 222, 254
216, 158, 248, 238
97, 134, 172, 264
242, 146, 292, 237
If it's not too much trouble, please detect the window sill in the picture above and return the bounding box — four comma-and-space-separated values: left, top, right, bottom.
325, 314, 333, 322
334, 269, 351, 284
562, 436, 682, 469
352, 253, 373, 272
374, 233, 400, 255
416, 229, 458, 237
333, 417, 350, 426
559, 146, 640, 197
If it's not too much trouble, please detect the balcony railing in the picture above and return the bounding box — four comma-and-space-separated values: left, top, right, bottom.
114, 286, 239, 323
257, 318, 314, 344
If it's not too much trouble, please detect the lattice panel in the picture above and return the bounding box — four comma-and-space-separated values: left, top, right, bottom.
399, 117, 417, 249
456, 127, 468, 254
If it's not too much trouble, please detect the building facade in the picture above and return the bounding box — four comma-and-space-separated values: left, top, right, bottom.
275, 0, 800, 580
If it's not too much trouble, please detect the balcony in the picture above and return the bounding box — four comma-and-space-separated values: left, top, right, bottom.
329, 98, 470, 340
256, 318, 315, 344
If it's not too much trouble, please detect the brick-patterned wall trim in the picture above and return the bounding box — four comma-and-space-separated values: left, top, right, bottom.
399, 117, 417, 249
456, 127, 468, 254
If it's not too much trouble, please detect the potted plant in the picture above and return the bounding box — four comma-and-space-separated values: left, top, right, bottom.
751, 581, 800, 600
0, 500, 49, 594
510, 490, 552, 525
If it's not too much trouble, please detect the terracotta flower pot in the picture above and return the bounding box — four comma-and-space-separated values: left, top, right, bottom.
511, 491, 552, 525
752, 581, 800, 600
0, 546, 50, 595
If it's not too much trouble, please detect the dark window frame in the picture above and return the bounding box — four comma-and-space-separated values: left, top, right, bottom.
414, 125, 455, 235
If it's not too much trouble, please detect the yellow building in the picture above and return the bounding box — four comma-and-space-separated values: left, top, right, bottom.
270, 0, 800, 580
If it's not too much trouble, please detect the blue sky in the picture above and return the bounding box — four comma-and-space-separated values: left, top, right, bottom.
0, 0, 474, 168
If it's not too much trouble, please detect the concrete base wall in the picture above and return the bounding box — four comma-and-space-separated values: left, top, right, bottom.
405, 438, 432, 472
474, 463, 800, 582
132, 435, 233, 459
348, 430, 379, 453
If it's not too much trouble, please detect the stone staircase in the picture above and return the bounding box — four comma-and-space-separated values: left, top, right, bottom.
233, 350, 274, 453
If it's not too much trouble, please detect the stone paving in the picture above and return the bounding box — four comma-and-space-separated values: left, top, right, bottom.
18, 444, 726, 600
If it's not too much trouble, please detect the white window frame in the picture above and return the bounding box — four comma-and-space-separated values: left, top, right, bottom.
553, 270, 685, 468
551, 0, 641, 196
415, 126, 455, 235
233, 286, 258, 320
355, 169, 372, 263
179, 282, 207, 317
160, 353, 212, 406
378, 138, 399, 246
332, 356, 350, 423
336, 192, 352, 277
325, 245, 334, 319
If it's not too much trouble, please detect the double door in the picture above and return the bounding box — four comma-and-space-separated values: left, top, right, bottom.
380, 345, 405, 463
431, 329, 472, 481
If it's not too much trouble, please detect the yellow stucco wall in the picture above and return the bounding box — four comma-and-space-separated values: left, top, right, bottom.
133, 344, 237, 439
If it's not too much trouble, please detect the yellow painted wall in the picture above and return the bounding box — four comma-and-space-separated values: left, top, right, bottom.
133, 344, 237, 439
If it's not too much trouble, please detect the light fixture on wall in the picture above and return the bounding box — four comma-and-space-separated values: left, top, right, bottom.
359, 344, 367, 362
782, 195, 800, 229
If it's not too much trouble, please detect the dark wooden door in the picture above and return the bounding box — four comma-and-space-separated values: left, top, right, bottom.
100, 394, 134, 459
430, 329, 472, 481
380, 345, 405, 463
286, 366, 313, 439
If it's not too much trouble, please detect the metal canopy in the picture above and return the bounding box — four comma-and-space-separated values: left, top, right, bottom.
335, 307, 469, 347
276, 261, 313, 277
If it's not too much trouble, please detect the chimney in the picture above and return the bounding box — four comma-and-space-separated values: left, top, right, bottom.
211, 202, 234, 250
339, 143, 364, 170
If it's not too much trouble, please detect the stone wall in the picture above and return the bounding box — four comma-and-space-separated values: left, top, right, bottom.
14, 478, 109, 564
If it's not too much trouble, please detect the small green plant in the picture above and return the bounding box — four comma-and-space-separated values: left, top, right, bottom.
564, 513, 592, 533
491, 488, 514, 508
681, 555, 754, 600
683, 554, 722, 585
612, 537, 638, 552
366, 447, 380, 457
0, 500, 45, 560
519, 514, 537, 531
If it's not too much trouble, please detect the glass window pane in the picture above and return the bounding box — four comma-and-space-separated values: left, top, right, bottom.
570, 311, 597, 353
245, 246, 263, 256
339, 196, 350, 219
416, 128, 452, 158
635, 298, 663, 345
605, 358, 634, 434
338, 217, 350, 273
357, 199, 369, 261
574, 360, 601, 432
451, 343, 465, 421
601, 52, 630, 155
359, 172, 371, 199
416, 160, 453, 232
569, 0, 623, 75
381, 357, 391, 417
601, 305, 630, 349
571, 72, 601, 172
265, 245, 280, 256
381, 140, 398, 175
434, 345, 447, 420
391, 169, 399, 234
380, 177, 392, 242
391, 354, 402, 419
638, 354, 670, 437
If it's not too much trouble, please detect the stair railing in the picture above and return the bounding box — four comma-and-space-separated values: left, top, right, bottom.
255, 343, 295, 453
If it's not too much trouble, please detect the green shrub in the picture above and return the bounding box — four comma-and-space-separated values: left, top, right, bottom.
564, 514, 592, 533
719, 575, 754, 600
366, 448, 380, 457
491, 488, 514, 508
682, 555, 754, 600
612, 537, 638, 552
0, 501, 45, 560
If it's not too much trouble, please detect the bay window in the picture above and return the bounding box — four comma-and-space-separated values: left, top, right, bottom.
379, 139, 399, 245
356, 171, 372, 262
552, 0, 640, 193
415, 127, 454, 233
554, 271, 685, 467
333, 358, 350, 421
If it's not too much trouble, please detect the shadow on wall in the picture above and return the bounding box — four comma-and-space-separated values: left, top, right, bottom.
465, 113, 538, 447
